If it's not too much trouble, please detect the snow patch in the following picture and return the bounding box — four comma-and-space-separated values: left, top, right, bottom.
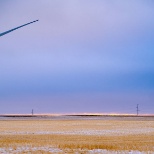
0, 147, 62, 153
1, 127, 154, 136
0, 147, 151, 154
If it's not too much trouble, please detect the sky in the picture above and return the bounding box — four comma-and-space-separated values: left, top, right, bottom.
0, 0, 154, 114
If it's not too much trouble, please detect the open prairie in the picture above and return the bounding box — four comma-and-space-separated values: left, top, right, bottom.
0, 115, 153, 153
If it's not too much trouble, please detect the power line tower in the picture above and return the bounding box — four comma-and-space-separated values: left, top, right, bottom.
136, 104, 139, 116
32, 109, 34, 115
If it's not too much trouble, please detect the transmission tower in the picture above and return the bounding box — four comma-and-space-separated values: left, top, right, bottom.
32, 109, 34, 115
136, 104, 139, 116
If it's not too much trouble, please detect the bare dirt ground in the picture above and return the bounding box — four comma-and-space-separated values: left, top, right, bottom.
0, 115, 153, 153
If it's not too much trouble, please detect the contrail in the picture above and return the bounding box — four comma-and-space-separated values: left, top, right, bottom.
0, 20, 39, 37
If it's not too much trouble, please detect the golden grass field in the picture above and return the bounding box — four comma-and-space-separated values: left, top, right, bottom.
0, 115, 153, 153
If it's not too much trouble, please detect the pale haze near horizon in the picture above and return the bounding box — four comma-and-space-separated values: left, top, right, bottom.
0, 0, 154, 114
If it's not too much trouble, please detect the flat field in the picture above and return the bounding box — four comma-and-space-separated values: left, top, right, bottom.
0, 115, 153, 153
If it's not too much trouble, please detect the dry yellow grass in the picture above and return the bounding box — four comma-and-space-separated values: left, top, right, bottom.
0, 116, 153, 153
0, 134, 154, 151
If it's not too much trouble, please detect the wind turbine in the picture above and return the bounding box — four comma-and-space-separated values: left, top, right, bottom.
0, 20, 38, 37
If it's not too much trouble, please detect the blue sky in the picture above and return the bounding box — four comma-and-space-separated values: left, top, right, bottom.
0, 0, 154, 114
